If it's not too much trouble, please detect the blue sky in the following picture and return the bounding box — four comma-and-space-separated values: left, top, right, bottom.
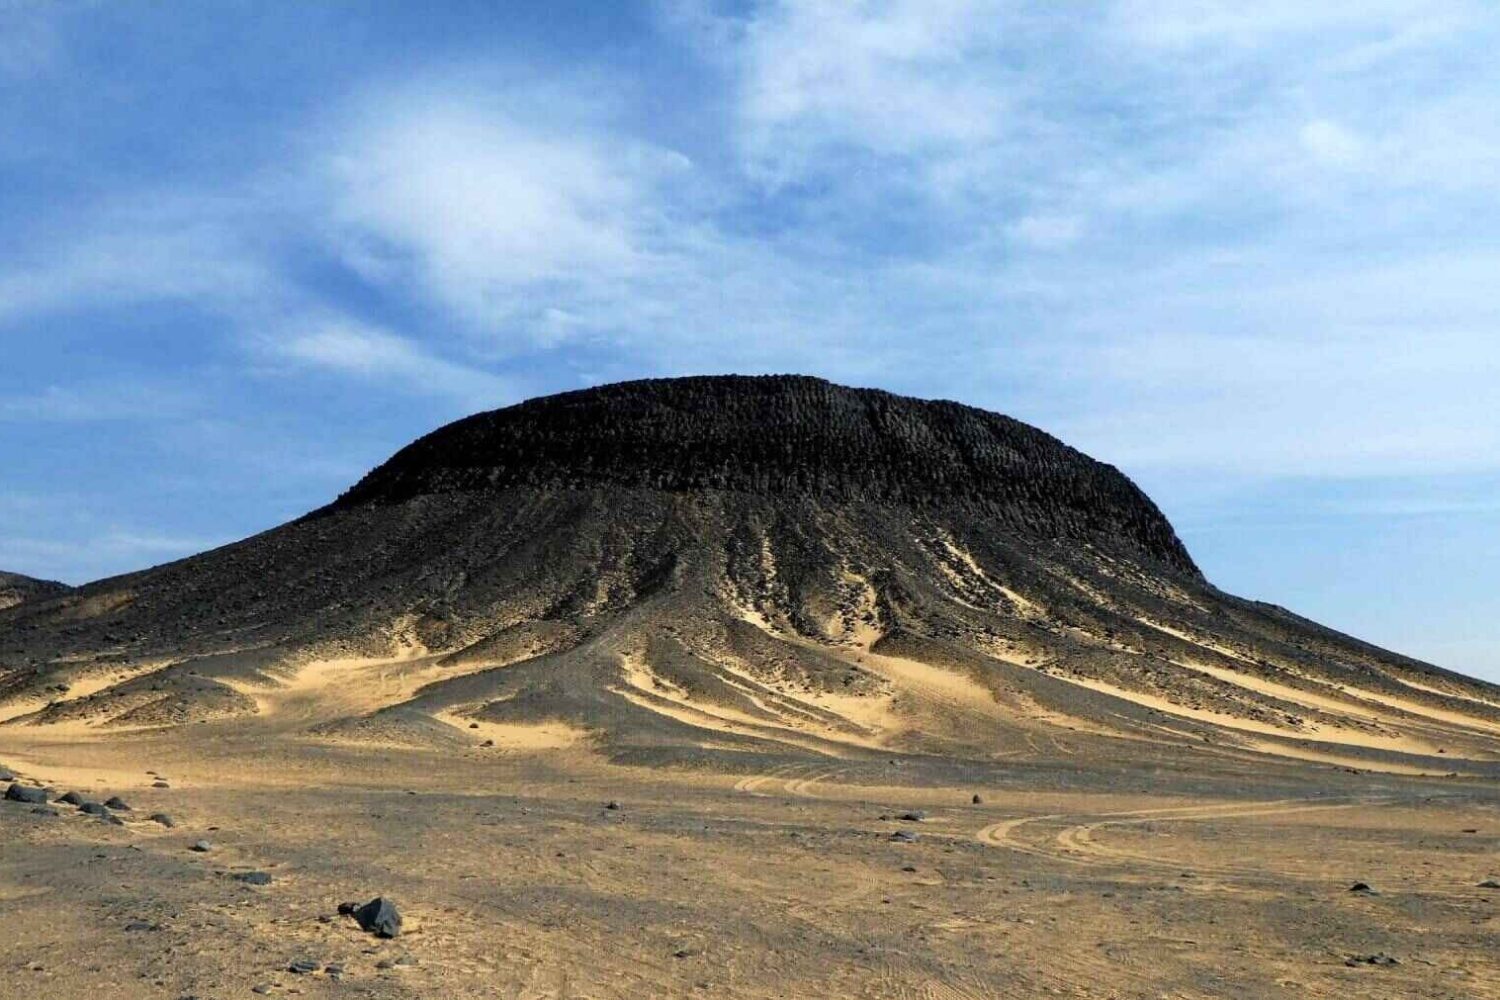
2, 1, 1498, 681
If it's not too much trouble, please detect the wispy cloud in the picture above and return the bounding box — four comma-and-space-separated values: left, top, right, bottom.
319, 87, 693, 341
0, 200, 272, 325
270, 317, 515, 409
0, 529, 228, 585
0, 382, 199, 422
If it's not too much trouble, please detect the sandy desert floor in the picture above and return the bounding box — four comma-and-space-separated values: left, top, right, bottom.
3, 709, 1499, 1000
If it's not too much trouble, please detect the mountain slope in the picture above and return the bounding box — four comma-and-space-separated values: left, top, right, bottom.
0, 571, 70, 612
1, 375, 1496, 774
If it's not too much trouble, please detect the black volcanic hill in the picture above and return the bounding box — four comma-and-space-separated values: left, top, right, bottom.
2, 375, 1497, 774
0, 571, 70, 612
329, 376, 1197, 577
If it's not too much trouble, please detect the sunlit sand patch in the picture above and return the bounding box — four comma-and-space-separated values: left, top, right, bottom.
1392, 675, 1500, 710
1234, 738, 1440, 776
433, 711, 586, 752
0, 659, 179, 725
610, 653, 865, 754
1136, 617, 1253, 662
215, 652, 510, 725
1052, 672, 1444, 759
930, 528, 1046, 617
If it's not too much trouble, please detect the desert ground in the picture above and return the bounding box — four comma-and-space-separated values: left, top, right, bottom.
4, 662, 1498, 1000
6, 380, 1500, 998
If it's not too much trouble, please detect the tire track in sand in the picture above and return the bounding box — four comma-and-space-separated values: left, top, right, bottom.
1052, 796, 1393, 879
977, 796, 1392, 879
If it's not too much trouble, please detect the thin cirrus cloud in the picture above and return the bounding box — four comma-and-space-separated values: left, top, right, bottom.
319, 94, 682, 340
272, 318, 515, 409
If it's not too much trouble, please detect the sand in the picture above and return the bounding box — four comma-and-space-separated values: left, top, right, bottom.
3, 607, 1499, 998
3, 718, 1500, 999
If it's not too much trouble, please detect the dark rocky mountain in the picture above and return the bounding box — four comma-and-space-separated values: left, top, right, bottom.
0, 571, 70, 612
1, 375, 1496, 773
330, 376, 1196, 576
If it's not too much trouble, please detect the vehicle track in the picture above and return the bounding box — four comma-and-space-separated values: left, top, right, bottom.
977, 796, 1397, 882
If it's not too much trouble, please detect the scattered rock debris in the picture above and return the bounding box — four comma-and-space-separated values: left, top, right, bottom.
1346, 953, 1400, 967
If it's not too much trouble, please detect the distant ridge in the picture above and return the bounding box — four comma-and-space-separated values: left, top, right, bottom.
0, 571, 70, 612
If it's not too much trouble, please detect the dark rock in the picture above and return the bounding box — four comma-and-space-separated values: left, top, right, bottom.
971, 794, 982, 804
288, 959, 319, 974
606, 801, 621, 810
480, 739, 494, 747
30, 806, 58, 817
889, 830, 919, 843
1477, 879, 1500, 889
901, 865, 918, 872
190, 840, 212, 852
124, 920, 157, 932
468, 722, 479, 729
148, 812, 175, 828
898, 811, 926, 822
152, 781, 170, 788
1348, 882, 1378, 895
234, 871, 273, 886
5, 783, 48, 804
251, 984, 272, 995
1345, 953, 1399, 967
353, 896, 402, 938
337, 901, 359, 915
104, 796, 131, 810
79, 801, 110, 816
57, 791, 85, 805
331, 376, 1199, 575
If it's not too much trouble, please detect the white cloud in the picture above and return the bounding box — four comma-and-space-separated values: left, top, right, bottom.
740, 1, 1007, 149
321, 91, 691, 341
0, 207, 271, 326
679, 0, 1021, 189
0, 529, 229, 585
1006, 213, 1083, 250
1109, 0, 1482, 50
273, 318, 514, 409
0, 383, 198, 422
1298, 119, 1363, 168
